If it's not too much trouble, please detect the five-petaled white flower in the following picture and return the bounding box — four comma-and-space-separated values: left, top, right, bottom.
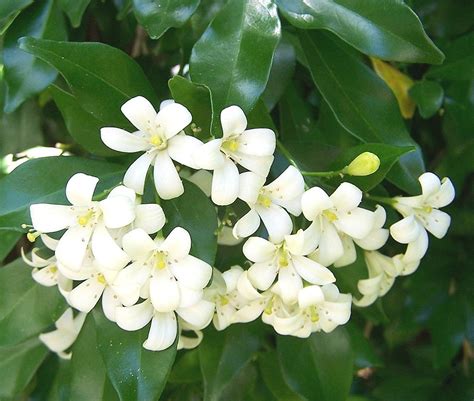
193, 105, 276, 206
101, 97, 202, 199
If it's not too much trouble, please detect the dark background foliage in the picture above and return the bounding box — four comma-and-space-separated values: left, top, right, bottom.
0, 0, 472, 400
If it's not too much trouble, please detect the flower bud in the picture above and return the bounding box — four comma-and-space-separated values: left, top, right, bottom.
345, 152, 380, 176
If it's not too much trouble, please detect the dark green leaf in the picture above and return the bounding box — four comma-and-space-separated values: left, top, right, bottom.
0, 337, 48, 398
162, 180, 218, 265
0, 230, 21, 263
0, 257, 66, 346
3, 0, 67, 112
58, 0, 91, 27
275, 0, 444, 64
168, 349, 201, 384
346, 322, 383, 369
50, 85, 119, 156
0, 0, 32, 34
299, 30, 424, 194
277, 328, 354, 401
132, 0, 200, 39
190, 0, 281, 135
18, 38, 158, 127
409, 80, 444, 119
0, 157, 124, 231
169, 75, 213, 139
199, 324, 262, 401
94, 310, 176, 401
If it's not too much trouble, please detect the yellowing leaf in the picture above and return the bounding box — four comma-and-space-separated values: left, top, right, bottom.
370, 57, 416, 119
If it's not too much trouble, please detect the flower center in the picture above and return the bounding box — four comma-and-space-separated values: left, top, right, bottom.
257, 191, 272, 208
309, 306, 320, 323
222, 138, 239, 153
421, 205, 433, 214
278, 248, 289, 268
323, 209, 338, 222
50, 265, 58, 273
97, 273, 106, 284
154, 251, 168, 269
77, 209, 96, 227
219, 295, 229, 306
150, 134, 164, 147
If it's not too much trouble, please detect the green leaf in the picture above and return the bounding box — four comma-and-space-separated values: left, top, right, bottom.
0, 157, 124, 231
0, 0, 32, 34
409, 80, 444, 119
0, 257, 66, 346
277, 328, 354, 401
93, 310, 176, 401
190, 0, 281, 135
169, 75, 213, 139
426, 32, 474, 81
18, 38, 158, 128
162, 180, 218, 265
132, 0, 201, 39
346, 322, 383, 369
0, 230, 21, 263
0, 337, 48, 398
50, 85, 118, 156
3, 0, 67, 112
199, 324, 262, 401
58, 0, 91, 27
299, 30, 425, 194
275, 0, 444, 64
329, 143, 415, 192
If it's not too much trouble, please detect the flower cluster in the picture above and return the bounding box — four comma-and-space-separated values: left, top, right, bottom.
24, 96, 454, 357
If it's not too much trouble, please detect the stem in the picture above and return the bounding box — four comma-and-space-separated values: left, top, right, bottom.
276, 140, 299, 170
365, 193, 395, 206
301, 170, 344, 178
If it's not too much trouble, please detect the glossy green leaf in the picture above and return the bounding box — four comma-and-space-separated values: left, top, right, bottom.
0, 230, 21, 262
132, 0, 200, 39
277, 328, 354, 401
0, 0, 32, 34
409, 80, 444, 119
346, 322, 383, 369
0, 157, 124, 231
93, 311, 177, 401
18, 38, 158, 128
3, 0, 67, 113
58, 0, 91, 27
169, 75, 213, 139
299, 30, 424, 194
275, 0, 444, 64
50, 85, 119, 156
0, 257, 66, 346
0, 337, 48, 398
426, 32, 474, 81
190, 0, 281, 135
199, 324, 262, 401
162, 180, 218, 265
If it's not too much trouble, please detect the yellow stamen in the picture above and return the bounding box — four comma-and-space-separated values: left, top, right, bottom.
50, 265, 58, 273
264, 299, 273, 315
155, 252, 167, 269
310, 306, 320, 323
220, 296, 229, 306
422, 205, 433, 213
97, 273, 106, 284
257, 193, 272, 208
27, 232, 40, 242
323, 210, 338, 222
77, 210, 94, 227
223, 139, 239, 152
150, 134, 163, 147
278, 249, 289, 267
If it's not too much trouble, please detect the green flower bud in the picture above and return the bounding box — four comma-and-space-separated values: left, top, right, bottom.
345, 152, 380, 176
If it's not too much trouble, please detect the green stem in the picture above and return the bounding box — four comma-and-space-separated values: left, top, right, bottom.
365, 193, 395, 206
301, 170, 344, 179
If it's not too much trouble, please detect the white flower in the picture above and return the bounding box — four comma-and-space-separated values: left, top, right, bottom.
39, 308, 87, 359
243, 229, 335, 304
391, 172, 455, 240
101, 97, 201, 199
302, 182, 376, 266
177, 318, 205, 350
233, 166, 305, 243
390, 215, 429, 263
193, 105, 276, 206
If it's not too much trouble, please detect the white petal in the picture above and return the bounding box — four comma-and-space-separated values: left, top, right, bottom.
429, 177, 455, 208
30, 204, 75, 233
336, 207, 375, 239
284, 229, 305, 256
237, 128, 276, 156
160, 99, 174, 109
232, 152, 273, 177
238, 172, 265, 204
248, 262, 278, 291
237, 271, 261, 300
256, 204, 293, 243
112, 262, 148, 306
121, 96, 157, 132
100, 127, 149, 153
277, 265, 303, 304
66, 173, 98, 206
186, 170, 213, 197
134, 204, 166, 234
418, 172, 441, 198
160, 227, 191, 260
193, 139, 225, 170
333, 236, 357, 267
221, 105, 247, 137
40, 234, 59, 251
100, 195, 135, 229
373, 205, 387, 229
108, 185, 136, 202
171, 255, 212, 289
355, 228, 389, 251
102, 287, 121, 322
403, 227, 429, 263
153, 151, 184, 200
301, 222, 321, 255
155, 103, 192, 139
116, 300, 153, 331
316, 220, 344, 266
123, 152, 154, 195
177, 300, 214, 329
178, 286, 203, 308
292, 256, 335, 285
32, 266, 58, 287
298, 285, 324, 309
211, 157, 239, 206
390, 215, 420, 244
232, 209, 261, 239
122, 228, 156, 260
418, 209, 451, 239
301, 187, 332, 221
91, 223, 130, 270
222, 266, 243, 292
265, 166, 304, 206
330, 182, 362, 212
218, 226, 244, 246
67, 276, 105, 312
56, 225, 93, 270
243, 236, 276, 262
167, 134, 203, 169
233, 298, 266, 323
39, 328, 77, 354
150, 270, 180, 312
143, 312, 177, 351
56, 259, 96, 281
